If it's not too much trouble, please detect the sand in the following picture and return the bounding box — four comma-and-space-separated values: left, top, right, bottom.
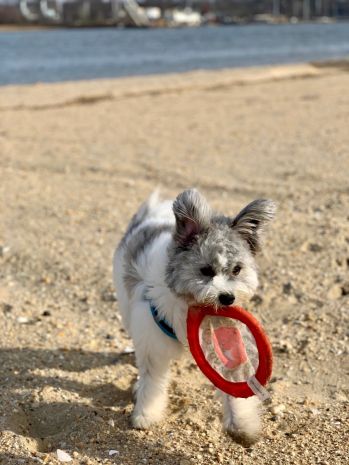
0, 62, 348, 465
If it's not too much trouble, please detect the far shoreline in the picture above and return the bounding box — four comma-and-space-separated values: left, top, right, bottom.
1, 18, 348, 33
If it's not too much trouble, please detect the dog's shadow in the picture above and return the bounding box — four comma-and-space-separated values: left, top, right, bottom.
0, 347, 189, 464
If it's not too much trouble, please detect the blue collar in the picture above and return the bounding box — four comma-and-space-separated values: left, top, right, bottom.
146, 296, 178, 341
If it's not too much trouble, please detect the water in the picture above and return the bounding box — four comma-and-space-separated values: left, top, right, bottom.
0, 22, 348, 85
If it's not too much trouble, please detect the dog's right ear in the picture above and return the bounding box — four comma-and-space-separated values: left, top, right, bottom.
231, 199, 276, 254
173, 189, 211, 247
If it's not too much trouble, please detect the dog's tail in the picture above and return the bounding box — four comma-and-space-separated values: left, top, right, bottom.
146, 188, 162, 211
121, 189, 162, 244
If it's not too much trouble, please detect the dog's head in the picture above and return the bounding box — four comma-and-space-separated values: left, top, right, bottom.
166, 189, 276, 307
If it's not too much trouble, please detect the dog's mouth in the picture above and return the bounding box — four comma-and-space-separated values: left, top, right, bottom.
186, 296, 221, 311
180, 290, 252, 311
191, 292, 251, 310
181, 294, 213, 309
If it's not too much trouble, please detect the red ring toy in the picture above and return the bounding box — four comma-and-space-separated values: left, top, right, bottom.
187, 304, 273, 398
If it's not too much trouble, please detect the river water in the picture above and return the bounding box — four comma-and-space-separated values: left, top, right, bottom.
0, 22, 348, 85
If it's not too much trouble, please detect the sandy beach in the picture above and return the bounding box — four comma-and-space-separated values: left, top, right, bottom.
0, 62, 348, 465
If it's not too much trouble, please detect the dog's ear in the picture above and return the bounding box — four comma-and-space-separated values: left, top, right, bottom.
173, 189, 211, 246
231, 199, 276, 254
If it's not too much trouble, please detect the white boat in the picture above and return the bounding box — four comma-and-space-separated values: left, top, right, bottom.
166, 7, 202, 27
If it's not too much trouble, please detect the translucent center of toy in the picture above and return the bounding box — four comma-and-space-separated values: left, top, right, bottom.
199, 315, 259, 382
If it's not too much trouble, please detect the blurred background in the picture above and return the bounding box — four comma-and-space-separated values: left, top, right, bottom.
0, 0, 349, 85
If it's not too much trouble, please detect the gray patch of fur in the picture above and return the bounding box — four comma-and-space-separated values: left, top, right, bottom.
119, 201, 150, 249
126, 224, 173, 264
123, 267, 142, 298
123, 224, 173, 296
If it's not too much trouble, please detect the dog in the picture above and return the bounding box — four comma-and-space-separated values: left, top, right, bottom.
113, 188, 275, 443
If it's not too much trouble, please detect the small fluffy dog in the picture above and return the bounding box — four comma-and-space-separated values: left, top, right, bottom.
113, 188, 275, 443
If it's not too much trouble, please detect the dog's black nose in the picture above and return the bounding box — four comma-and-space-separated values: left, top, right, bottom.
218, 293, 235, 306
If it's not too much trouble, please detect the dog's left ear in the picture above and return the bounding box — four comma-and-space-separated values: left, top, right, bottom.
231, 199, 276, 254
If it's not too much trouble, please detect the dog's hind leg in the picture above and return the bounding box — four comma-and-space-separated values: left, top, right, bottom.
221, 393, 261, 445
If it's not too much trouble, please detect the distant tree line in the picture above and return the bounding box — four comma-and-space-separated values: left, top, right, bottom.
1, 0, 349, 25
139, 0, 349, 18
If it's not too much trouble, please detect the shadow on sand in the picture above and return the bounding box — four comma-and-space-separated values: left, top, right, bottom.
0, 347, 188, 464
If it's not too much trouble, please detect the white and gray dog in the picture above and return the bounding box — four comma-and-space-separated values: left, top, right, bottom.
113, 188, 275, 443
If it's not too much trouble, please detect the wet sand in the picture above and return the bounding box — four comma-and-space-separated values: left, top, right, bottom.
0, 62, 348, 465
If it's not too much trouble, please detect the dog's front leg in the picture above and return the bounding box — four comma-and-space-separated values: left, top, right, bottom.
129, 302, 177, 429
221, 393, 261, 444
132, 354, 171, 429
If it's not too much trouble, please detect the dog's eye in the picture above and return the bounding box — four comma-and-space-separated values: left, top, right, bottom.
200, 265, 215, 278
232, 265, 242, 276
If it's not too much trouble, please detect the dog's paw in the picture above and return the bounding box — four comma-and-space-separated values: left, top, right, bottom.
132, 411, 162, 429
222, 397, 261, 446
223, 419, 260, 446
